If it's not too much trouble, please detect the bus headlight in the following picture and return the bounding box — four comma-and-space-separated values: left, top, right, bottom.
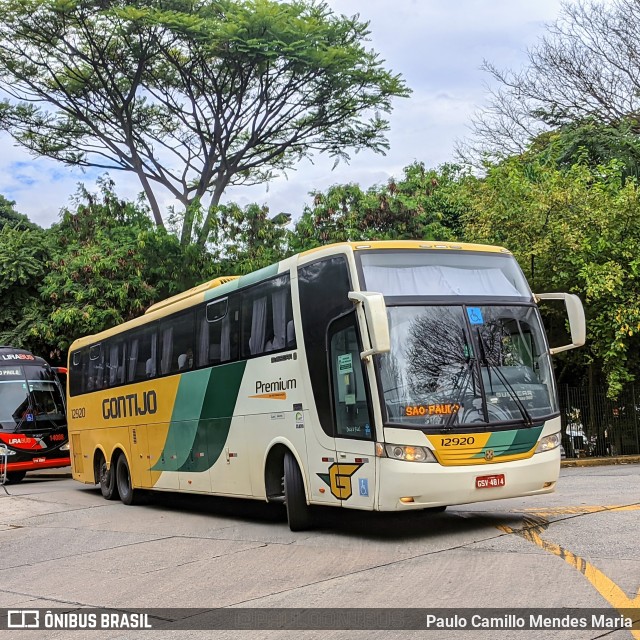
535, 432, 561, 454
59, 443, 70, 451
384, 444, 436, 463
0, 445, 16, 456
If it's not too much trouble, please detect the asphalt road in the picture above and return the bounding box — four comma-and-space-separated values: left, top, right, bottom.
1, 465, 639, 639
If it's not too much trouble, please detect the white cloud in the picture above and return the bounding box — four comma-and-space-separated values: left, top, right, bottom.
0, 0, 564, 227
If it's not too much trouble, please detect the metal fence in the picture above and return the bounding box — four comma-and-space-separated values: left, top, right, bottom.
558, 384, 640, 458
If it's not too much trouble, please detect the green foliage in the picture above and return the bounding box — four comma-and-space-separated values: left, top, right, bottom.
0, 0, 410, 246
36, 178, 210, 349
292, 162, 469, 251
0, 221, 50, 350
0, 194, 38, 231
462, 155, 640, 396
531, 118, 640, 182
208, 202, 292, 275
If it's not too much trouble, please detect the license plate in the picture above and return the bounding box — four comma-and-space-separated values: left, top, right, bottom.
476, 474, 505, 489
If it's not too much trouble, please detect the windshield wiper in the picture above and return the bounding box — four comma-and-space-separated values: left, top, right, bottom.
476, 328, 533, 427
442, 358, 475, 431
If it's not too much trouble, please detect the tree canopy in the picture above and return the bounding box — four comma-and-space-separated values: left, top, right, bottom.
0, 0, 409, 246
292, 162, 467, 252
36, 179, 210, 350
467, 0, 640, 159
462, 154, 640, 396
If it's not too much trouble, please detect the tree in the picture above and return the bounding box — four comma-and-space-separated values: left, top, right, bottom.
530, 119, 640, 183
37, 178, 210, 350
0, 0, 409, 247
292, 162, 469, 250
0, 217, 50, 350
466, 0, 640, 159
0, 194, 38, 230
462, 154, 640, 397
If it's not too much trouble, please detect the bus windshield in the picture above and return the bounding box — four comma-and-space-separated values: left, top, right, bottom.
359, 249, 531, 299
0, 365, 66, 431
379, 305, 558, 429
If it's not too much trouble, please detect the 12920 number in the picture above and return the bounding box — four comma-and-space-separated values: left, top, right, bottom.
440, 436, 475, 447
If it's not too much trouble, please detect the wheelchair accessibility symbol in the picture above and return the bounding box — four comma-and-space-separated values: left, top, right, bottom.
359, 477, 369, 497
467, 307, 484, 325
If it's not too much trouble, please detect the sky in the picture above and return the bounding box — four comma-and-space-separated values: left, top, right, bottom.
0, 0, 567, 229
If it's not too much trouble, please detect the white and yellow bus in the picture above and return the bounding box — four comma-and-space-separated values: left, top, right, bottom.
68, 241, 585, 530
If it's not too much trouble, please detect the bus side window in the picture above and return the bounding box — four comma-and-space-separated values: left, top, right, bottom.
69, 349, 87, 396
105, 340, 126, 388
127, 325, 157, 382
158, 310, 195, 374
88, 344, 104, 391
198, 298, 229, 366
239, 275, 294, 359
220, 298, 240, 362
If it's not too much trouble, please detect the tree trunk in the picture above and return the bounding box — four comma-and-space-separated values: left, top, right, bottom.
196, 181, 227, 248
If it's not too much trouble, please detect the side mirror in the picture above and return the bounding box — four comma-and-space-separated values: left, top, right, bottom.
535, 292, 586, 355
348, 291, 391, 358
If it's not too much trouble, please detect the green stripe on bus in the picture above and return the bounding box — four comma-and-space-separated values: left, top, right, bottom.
237, 264, 279, 288
503, 425, 543, 455
471, 426, 542, 459
204, 278, 240, 302
152, 362, 248, 473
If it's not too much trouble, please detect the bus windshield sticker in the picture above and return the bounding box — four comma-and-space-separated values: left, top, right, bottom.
338, 353, 353, 375
467, 307, 484, 325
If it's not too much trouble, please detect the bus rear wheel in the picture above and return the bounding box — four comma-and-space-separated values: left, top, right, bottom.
283, 452, 312, 531
115, 455, 138, 506
97, 454, 118, 500
5, 471, 26, 484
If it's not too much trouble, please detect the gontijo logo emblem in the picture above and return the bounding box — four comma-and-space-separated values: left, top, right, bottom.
317, 463, 363, 500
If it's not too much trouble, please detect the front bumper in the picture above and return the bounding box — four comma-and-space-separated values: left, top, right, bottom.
377, 449, 560, 510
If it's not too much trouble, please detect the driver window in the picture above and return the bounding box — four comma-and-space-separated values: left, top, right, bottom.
329, 315, 373, 440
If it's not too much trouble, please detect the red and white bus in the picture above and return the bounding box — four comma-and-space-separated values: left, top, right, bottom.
0, 346, 69, 483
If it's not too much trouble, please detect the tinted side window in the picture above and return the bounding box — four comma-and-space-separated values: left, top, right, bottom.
69, 349, 87, 397
197, 300, 226, 367
240, 275, 295, 359
105, 339, 127, 388
88, 344, 105, 391
160, 311, 195, 374
127, 324, 158, 382
298, 256, 352, 436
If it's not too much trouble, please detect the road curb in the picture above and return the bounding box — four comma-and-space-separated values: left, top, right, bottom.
561, 455, 640, 468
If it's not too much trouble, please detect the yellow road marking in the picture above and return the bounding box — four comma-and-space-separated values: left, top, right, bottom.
499, 506, 640, 639
520, 504, 640, 517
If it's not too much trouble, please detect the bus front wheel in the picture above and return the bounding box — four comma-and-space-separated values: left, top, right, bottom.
283, 452, 312, 531
97, 454, 118, 500
423, 505, 447, 513
115, 455, 138, 506
5, 471, 26, 484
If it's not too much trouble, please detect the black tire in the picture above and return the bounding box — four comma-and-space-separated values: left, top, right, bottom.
283, 451, 312, 531
423, 505, 447, 513
5, 471, 26, 484
97, 453, 118, 500
115, 454, 137, 506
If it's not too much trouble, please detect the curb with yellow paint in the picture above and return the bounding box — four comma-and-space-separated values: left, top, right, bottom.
561, 455, 640, 468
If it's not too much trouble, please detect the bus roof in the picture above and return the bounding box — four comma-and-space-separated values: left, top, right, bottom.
299, 240, 511, 258
68, 240, 513, 350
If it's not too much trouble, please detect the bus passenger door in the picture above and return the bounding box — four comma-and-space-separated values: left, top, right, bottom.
328, 313, 376, 510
